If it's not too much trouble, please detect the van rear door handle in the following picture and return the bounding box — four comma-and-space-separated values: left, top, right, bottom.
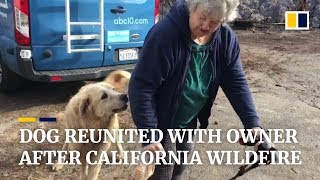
7, 48, 14, 55
111, 6, 126, 14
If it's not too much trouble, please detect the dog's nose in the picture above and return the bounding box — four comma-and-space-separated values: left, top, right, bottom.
120, 94, 128, 103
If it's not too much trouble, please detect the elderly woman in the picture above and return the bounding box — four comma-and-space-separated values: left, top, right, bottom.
129, 0, 262, 179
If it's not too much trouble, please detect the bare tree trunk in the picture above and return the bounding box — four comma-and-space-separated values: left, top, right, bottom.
159, 0, 176, 19
299, 0, 307, 10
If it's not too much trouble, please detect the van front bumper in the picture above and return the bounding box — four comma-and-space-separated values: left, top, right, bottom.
16, 46, 136, 82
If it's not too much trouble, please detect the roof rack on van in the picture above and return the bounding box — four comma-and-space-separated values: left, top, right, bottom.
63, 0, 104, 53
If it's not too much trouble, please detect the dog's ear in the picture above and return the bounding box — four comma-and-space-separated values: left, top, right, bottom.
113, 73, 122, 83
113, 74, 127, 91
104, 70, 131, 92
77, 96, 91, 119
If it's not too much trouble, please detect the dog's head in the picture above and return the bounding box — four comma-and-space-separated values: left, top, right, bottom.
104, 70, 131, 93
75, 83, 128, 120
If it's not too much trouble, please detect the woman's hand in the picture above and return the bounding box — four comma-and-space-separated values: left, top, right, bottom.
143, 143, 165, 153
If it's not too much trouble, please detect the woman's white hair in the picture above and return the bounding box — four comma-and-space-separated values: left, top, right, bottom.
186, 0, 239, 23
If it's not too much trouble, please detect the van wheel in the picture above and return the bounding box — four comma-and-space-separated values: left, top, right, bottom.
0, 60, 24, 92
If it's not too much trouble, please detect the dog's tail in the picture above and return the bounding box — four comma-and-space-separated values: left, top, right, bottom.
104, 70, 131, 93
56, 111, 65, 124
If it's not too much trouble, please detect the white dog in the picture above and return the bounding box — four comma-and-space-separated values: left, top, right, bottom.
54, 70, 130, 180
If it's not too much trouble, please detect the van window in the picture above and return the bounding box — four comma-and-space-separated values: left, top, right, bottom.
109, 0, 148, 4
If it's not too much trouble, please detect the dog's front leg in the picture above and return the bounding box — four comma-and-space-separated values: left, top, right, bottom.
52, 143, 68, 171
86, 142, 112, 180
115, 135, 124, 160
80, 147, 89, 180
86, 162, 103, 180
86, 149, 104, 180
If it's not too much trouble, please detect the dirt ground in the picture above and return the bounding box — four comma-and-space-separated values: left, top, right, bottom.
0, 28, 319, 180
